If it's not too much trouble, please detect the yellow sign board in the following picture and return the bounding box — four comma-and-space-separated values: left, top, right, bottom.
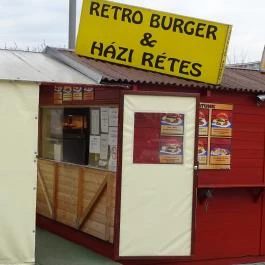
76, 0, 232, 85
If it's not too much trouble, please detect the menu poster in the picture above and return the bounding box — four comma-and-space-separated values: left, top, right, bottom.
98, 159, 108, 168
53, 86, 95, 105
109, 127, 118, 146
198, 138, 208, 165
89, 135, 100, 153
198, 103, 233, 169
100, 134, 109, 160
160, 113, 184, 136
63, 86, 73, 102
83, 87, 94, 101
108, 145, 117, 171
100, 108, 109, 133
90, 109, 100, 135
89, 135, 100, 167
210, 138, 231, 165
160, 136, 183, 164
54, 143, 62, 162
211, 109, 232, 137
109, 108, 119, 127
54, 86, 63, 104
72, 86, 83, 101
198, 109, 209, 136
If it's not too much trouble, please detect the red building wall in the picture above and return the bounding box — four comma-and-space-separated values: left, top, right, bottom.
121, 87, 265, 264
38, 84, 265, 264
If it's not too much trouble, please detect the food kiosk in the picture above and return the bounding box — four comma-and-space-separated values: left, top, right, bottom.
36, 46, 265, 265
0, 49, 96, 265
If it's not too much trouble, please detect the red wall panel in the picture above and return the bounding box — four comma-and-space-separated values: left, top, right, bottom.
199, 91, 265, 186
195, 189, 262, 259
38, 85, 265, 264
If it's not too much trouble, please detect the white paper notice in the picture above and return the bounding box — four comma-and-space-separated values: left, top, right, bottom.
109, 127, 118, 146
108, 145, 117, 171
54, 143, 62, 161
100, 134, 109, 160
89, 135, 100, 153
109, 108, 118, 126
91, 109, 100, 135
101, 108, 109, 133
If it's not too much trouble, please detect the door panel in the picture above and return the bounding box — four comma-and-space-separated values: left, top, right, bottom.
116, 92, 199, 258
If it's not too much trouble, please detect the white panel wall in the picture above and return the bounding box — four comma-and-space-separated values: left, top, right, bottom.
0, 81, 39, 265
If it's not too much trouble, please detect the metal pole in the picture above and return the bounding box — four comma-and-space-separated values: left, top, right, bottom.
68, 0, 76, 49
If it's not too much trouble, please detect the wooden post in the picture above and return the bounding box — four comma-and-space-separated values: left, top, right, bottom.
76, 167, 84, 227
37, 163, 53, 218
105, 174, 113, 241
77, 177, 107, 229
53, 162, 59, 220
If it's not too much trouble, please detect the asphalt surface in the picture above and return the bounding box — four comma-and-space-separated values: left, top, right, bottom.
35, 228, 121, 265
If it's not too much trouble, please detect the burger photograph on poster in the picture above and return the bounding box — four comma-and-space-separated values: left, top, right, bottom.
159, 136, 183, 164
198, 109, 209, 136
160, 113, 185, 136
211, 109, 232, 137
198, 138, 208, 165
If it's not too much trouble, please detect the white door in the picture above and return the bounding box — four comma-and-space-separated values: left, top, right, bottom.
116, 92, 198, 259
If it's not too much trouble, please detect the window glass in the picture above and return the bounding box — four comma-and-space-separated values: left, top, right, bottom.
40, 107, 118, 171
41, 108, 63, 161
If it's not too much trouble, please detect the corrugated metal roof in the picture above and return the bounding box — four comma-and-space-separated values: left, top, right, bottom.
46, 47, 265, 93
0, 49, 97, 85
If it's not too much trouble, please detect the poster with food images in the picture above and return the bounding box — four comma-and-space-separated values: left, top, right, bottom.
72, 86, 83, 101
211, 109, 232, 137
52, 86, 95, 104
54, 86, 63, 104
198, 138, 208, 165
198, 109, 209, 136
210, 138, 231, 165
160, 136, 183, 164
160, 113, 184, 135
63, 86, 73, 102
198, 103, 233, 169
83, 87, 94, 101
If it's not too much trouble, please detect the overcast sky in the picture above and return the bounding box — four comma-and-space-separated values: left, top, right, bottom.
0, 0, 264, 63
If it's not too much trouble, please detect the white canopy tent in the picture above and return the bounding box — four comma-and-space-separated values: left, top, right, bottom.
0, 49, 97, 265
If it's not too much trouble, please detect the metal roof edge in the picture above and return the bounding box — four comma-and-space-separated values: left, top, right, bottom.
44, 46, 103, 84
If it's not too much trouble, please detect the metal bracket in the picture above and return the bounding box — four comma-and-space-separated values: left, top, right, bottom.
198, 188, 213, 204
250, 187, 264, 203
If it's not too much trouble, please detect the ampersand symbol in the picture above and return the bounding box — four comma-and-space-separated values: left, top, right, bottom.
140, 33, 157, 48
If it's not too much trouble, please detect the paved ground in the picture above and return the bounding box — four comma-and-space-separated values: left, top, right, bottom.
238, 263, 265, 265
35, 228, 121, 265
36, 228, 265, 265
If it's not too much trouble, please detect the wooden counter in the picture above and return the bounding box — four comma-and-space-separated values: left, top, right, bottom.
36, 159, 116, 243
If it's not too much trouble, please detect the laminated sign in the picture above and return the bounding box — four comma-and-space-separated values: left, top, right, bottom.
76, 0, 232, 84
198, 103, 233, 169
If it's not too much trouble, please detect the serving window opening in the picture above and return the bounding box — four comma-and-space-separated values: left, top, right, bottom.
39, 106, 118, 171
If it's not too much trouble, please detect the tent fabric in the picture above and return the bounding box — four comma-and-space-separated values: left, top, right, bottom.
0, 81, 39, 265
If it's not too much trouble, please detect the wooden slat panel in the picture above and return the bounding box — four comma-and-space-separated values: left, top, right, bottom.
56, 209, 77, 228
36, 159, 117, 242
37, 161, 55, 218
78, 177, 107, 228
82, 219, 106, 235
88, 211, 107, 224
